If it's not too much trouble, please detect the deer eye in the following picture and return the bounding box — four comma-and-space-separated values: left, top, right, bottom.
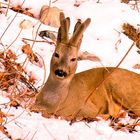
71, 58, 76, 62
54, 52, 59, 58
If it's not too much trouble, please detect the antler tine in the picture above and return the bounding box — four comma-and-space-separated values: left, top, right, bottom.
60, 12, 65, 24
73, 19, 82, 33
65, 17, 70, 41
57, 27, 61, 45
70, 18, 91, 48
57, 12, 64, 45
72, 19, 82, 48
57, 12, 70, 44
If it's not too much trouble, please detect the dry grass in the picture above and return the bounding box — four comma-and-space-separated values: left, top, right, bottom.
123, 23, 140, 49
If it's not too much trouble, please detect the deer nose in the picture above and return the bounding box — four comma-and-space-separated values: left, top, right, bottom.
55, 69, 67, 78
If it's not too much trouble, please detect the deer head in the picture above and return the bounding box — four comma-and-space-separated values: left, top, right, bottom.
50, 12, 91, 81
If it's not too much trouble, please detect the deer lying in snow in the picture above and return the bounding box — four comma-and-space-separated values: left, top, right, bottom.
33, 12, 140, 120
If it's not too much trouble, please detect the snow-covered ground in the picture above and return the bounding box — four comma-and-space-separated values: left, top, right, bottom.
0, 0, 140, 139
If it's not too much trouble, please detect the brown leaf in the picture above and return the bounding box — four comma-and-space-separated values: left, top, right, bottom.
6, 50, 17, 60
83, 117, 100, 123
122, 23, 140, 49
0, 118, 5, 123
100, 114, 110, 120
78, 51, 101, 62
134, 122, 140, 126
116, 111, 127, 119
133, 64, 140, 69
0, 111, 14, 118
29, 75, 36, 84
22, 44, 39, 63
11, 5, 34, 18
0, 126, 12, 139
22, 44, 33, 57
16, 63, 24, 72
0, 72, 5, 79
121, 0, 129, 4
9, 100, 20, 108
39, 30, 56, 42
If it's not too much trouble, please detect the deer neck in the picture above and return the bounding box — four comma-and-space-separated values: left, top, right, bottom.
40, 72, 74, 107
46, 73, 72, 93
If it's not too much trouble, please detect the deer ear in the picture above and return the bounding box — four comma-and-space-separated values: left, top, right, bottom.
69, 18, 91, 48
57, 12, 70, 45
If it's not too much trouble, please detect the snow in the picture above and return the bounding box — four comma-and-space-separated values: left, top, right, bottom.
0, 0, 140, 139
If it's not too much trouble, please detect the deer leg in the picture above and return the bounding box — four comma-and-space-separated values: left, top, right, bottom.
107, 93, 122, 117
72, 101, 101, 120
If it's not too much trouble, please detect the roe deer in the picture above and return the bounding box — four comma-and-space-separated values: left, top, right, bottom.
33, 12, 140, 120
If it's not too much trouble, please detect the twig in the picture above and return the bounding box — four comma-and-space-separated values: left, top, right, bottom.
130, 0, 140, 12
43, 123, 57, 140
19, 75, 38, 93
30, 130, 38, 140
4, 109, 26, 125
2, 107, 11, 126
114, 28, 122, 50
22, 37, 55, 45
0, 2, 12, 7
6, 28, 23, 50
130, 118, 140, 131
35, 53, 47, 89
31, 0, 52, 48
23, 131, 31, 140
68, 135, 71, 140
84, 42, 135, 103
0, 0, 26, 42
30, 0, 53, 48
21, 0, 53, 83
52, 0, 59, 3
36, 0, 52, 43
133, 0, 139, 12
5, 0, 10, 16
21, 8, 43, 69
0, 136, 11, 140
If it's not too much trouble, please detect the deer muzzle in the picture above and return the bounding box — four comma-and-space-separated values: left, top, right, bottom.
55, 69, 67, 78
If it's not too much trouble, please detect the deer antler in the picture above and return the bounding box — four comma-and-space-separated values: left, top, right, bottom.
57, 12, 70, 44
70, 18, 91, 48
73, 19, 82, 33
57, 12, 91, 49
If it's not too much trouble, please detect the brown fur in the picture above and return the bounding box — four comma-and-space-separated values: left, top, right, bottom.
32, 12, 140, 120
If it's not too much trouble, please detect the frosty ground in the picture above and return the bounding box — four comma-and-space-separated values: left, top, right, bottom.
0, 0, 140, 139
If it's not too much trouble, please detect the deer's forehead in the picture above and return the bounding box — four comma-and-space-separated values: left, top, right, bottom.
56, 44, 78, 55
